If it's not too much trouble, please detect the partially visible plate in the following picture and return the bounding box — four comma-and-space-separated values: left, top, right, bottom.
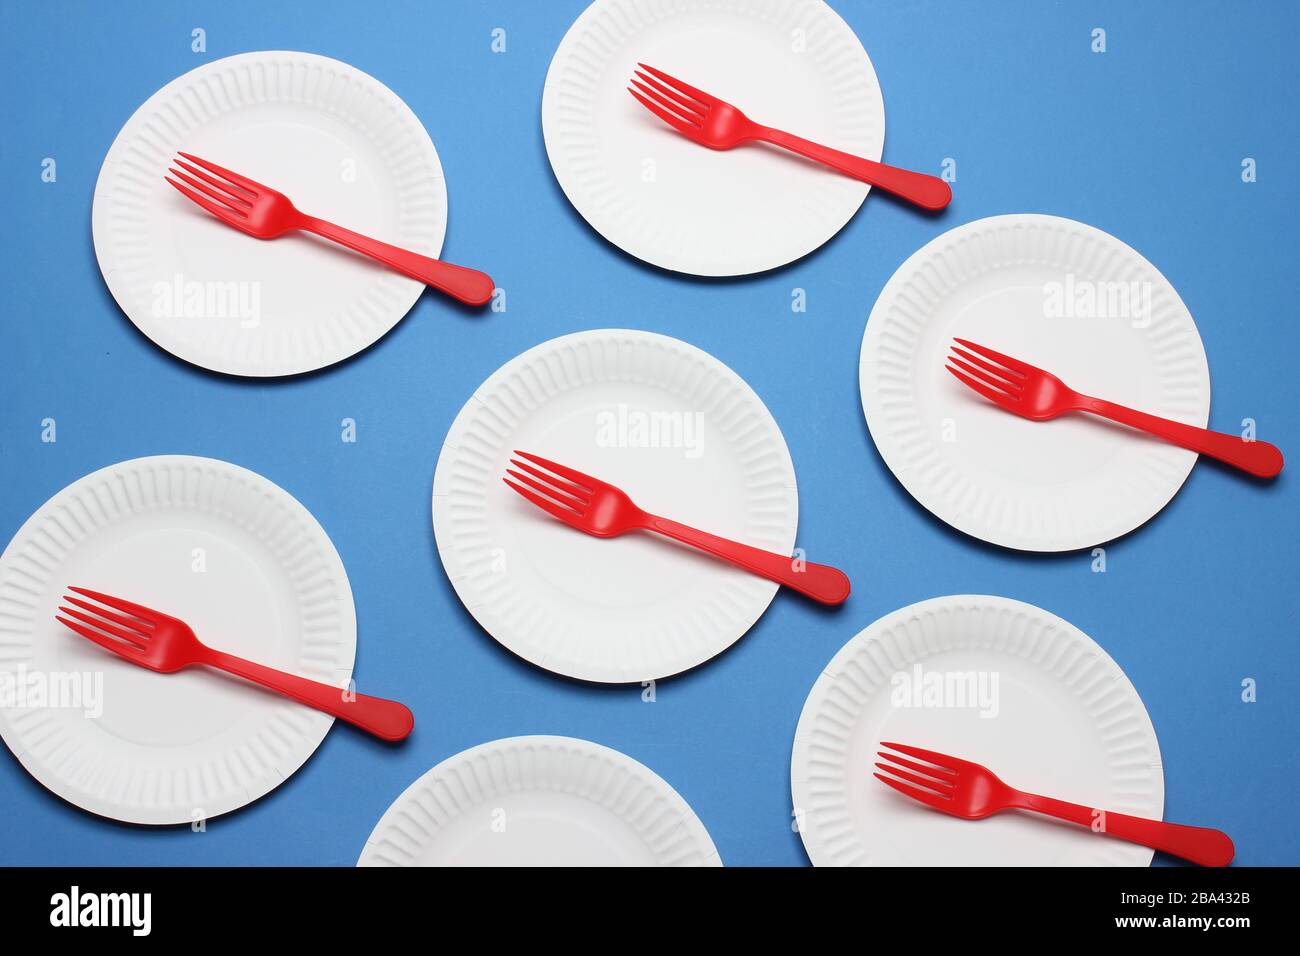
358, 736, 721, 866
543, 0, 885, 276
93, 51, 446, 376
860, 214, 1210, 551
0, 455, 356, 824
432, 329, 798, 683
792, 595, 1164, 866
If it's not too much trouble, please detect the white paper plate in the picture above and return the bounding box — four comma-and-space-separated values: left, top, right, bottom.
542, 0, 884, 276
860, 214, 1210, 552
791, 595, 1163, 866
0, 456, 356, 825
358, 736, 721, 866
92, 51, 447, 377
432, 329, 798, 683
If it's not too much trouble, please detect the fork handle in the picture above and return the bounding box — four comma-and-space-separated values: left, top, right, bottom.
1081, 397, 1284, 478
203, 649, 414, 742
298, 216, 495, 307
643, 515, 850, 605
1016, 792, 1235, 867
753, 127, 952, 211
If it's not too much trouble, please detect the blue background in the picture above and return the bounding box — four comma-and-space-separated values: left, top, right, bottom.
1, 0, 1296, 866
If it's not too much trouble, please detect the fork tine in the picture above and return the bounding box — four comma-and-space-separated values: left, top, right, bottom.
168, 167, 249, 216
873, 772, 952, 810
951, 345, 1024, 384
629, 79, 705, 128
176, 152, 268, 194
952, 338, 1036, 375
880, 741, 963, 771
877, 750, 956, 782
62, 596, 152, 636
67, 587, 162, 624
166, 176, 247, 224
57, 606, 147, 647
509, 457, 589, 501
948, 355, 1020, 395
511, 452, 597, 493
56, 615, 145, 657
636, 63, 716, 107
509, 455, 592, 502
628, 86, 699, 134
946, 364, 1022, 410
503, 478, 586, 526
874, 761, 954, 794
505, 468, 588, 514
174, 158, 254, 204
632, 70, 707, 118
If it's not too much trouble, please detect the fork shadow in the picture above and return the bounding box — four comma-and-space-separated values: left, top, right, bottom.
198, 665, 414, 749
0, 683, 386, 834
877, 790, 1200, 866
424, 498, 844, 697
858, 389, 1281, 562
88, 199, 494, 388
534, 119, 949, 287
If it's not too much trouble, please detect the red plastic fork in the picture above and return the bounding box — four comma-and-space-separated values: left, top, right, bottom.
628, 63, 951, 211
946, 337, 1284, 478
56, 587, 413, 742
502, 451, 850, 605
875, 742, 1235, 867
165, 152, 495, 306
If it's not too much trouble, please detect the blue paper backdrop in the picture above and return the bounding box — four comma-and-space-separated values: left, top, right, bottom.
1, 0, 1296, 866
